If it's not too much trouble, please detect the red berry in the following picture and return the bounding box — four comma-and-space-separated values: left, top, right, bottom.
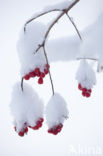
29, 71, 36, 78
33, 125, 39, 130
48, 129, 52, 133
18, 131, 24, 137
78, 83, 82, 90
44, 69, 49, 75
82, 91, 86, 97
39, 118, 44, 123
45, 64, 50, 69
38, 77, 43, 84
48, 124, 63, 135
24, 127, 28, 133
53, 130, 58, 135
85, 92, 91, 98
36, 120, 42, 126
88, 89, 92, 93
34, 68, 40, 76
24, 74, 30, 80
57, 124, 63, 132
82, 88, 87, 93
40, 72, 45, 78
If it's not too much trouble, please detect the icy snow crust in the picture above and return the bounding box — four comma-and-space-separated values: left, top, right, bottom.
46, 93, 69, 128
10, 82, 44, 132
76, 60, 96, 89
17, 22, 47, 77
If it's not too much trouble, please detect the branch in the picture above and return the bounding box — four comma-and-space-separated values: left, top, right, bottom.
21, 77, 24, 91
77, 57, 98, 61
24, 9, 61, 32
43, 46, 55, 95
22, 0, 80, 93
66, 13, 82, 41
35, 0, 80, 53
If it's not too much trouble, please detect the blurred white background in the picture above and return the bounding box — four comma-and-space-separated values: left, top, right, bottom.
0, 0, 103, 155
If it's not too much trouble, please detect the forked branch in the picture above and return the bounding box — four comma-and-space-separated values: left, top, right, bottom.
22, 0, 80, 93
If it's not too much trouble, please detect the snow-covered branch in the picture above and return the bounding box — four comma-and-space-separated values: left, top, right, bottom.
21, 0, 80, 94
24, 0, 79, 32
11, 0, 103, 137
46, 12, 103, 67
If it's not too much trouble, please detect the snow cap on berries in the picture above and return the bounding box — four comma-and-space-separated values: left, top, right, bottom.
17, 21, 47, 77
46, 93, 69, 128
76, 60, 96, 89
10, 82, 44, 132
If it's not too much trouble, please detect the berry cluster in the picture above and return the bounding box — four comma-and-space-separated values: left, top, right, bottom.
48, 123, 63, 135
14, 118, 44, 137
78, 83, 92, 98
14, 123, 28, 137
24, 64, 50, 84
29, 118, 44, 130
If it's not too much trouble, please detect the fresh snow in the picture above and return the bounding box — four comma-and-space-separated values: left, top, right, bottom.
46, 93, 69, 128
10, 82, 44, 132
17, 21, 47, 77
46, 11, 103, 67
76, 60, 96, 89
26, 0, 75, 23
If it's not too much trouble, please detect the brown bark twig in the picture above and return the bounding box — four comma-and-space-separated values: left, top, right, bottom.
21, 77, 24, 91
66, 13, 82, 41
77, 57, 98, 61
43, 46, 55, 95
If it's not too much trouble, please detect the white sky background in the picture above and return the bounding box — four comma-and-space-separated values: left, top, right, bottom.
0, 0, 103, 156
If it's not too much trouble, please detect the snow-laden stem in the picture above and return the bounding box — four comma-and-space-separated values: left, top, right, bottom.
77, 57, 98, 61
43, 46, 55, 95
24, 9, 61, 32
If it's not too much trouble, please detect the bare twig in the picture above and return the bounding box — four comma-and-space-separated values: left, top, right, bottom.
43, 46, 55, 95
77, 57, 98, 61
66, 13, 82, 41
21, 77, 24, 91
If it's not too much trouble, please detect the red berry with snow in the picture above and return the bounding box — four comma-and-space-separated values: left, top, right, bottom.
29, 71, 36, 78
40, 72, 45, 78
48, 123, 63, 135
85, 92, 91, 98
82, 88, 87, 93
78, 83, 82, 90
78, 83, 92, 98
29, 118, 44, 131
45, 64, 50, 69
18, 131, 24, 137
23, 64, 50, 85
38, 77, 43, 84
24, 127, 28, 133
24, 74, 30, 80
82, 91, 86, 97
34, 68, 40, 76
39, 118, 44, 122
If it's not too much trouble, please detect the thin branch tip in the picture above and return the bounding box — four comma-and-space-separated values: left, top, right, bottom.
21, 77, 24, 91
